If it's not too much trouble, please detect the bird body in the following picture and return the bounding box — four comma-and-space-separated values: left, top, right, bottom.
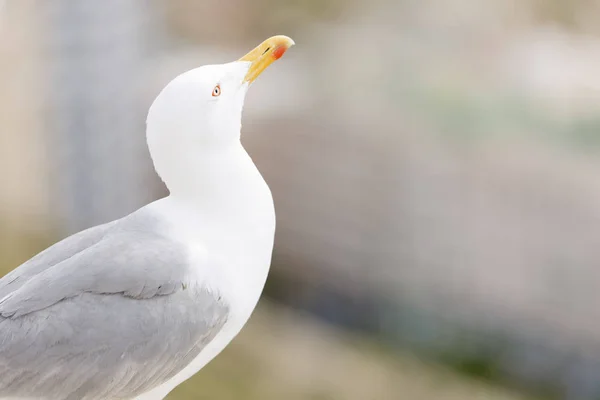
0, 35, 293, 400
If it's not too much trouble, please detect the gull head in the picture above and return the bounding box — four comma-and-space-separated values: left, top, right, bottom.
146, 35, 294, 189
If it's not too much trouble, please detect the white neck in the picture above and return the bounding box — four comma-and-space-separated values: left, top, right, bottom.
156, 142, 274, 228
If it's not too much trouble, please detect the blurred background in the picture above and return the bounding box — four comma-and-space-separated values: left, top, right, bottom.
2, 0, 600, 399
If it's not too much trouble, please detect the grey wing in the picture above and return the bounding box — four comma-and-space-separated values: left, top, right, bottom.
0, 224, 229, 400
0, 220, 117, 298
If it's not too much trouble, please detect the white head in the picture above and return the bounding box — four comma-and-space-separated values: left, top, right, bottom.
146, 36, 294, 195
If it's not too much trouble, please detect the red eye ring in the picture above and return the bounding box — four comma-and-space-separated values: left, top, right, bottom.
212, 85, 221, 97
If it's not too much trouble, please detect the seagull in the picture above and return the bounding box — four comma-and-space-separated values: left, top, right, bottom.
0, 35, 294, 400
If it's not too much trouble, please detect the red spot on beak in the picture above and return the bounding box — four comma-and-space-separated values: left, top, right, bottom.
272, 45, 287, 60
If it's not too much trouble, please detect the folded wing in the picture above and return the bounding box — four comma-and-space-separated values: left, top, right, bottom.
0, 212, 228, 400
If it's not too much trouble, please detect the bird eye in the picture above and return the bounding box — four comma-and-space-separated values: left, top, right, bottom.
212, 85, 221, 97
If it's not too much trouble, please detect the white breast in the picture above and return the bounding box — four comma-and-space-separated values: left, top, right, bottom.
135, 184, 275, 400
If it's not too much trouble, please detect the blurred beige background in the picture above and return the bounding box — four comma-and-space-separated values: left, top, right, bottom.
2, 0, 600, 399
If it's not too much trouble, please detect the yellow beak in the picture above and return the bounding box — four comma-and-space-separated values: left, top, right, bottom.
239, 35, 295, 84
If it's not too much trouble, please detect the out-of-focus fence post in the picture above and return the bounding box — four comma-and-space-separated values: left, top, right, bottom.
43, 0, 163, 232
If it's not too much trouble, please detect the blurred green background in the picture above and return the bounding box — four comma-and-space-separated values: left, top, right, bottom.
2, 0, 600, 399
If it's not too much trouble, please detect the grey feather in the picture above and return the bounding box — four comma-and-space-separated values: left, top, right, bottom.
0, 209, 229, 400
0, 220, 118, 298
